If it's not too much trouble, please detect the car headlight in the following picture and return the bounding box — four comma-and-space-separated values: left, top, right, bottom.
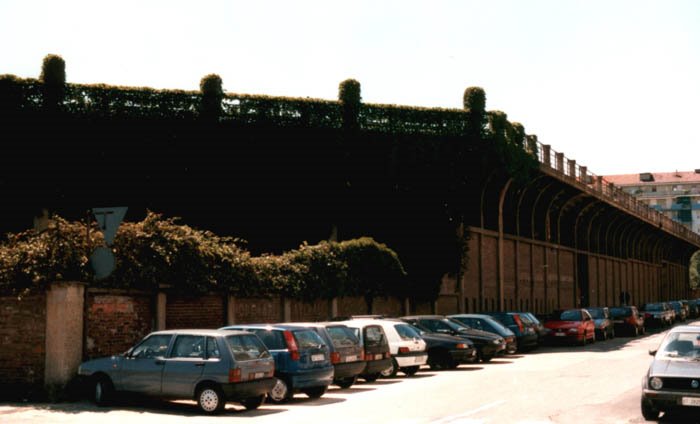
492, 339, 502, 344
568, 328, 579, 334
650, 377, 663, 390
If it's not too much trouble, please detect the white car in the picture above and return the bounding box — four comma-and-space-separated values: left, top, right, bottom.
339, 318, 427, 378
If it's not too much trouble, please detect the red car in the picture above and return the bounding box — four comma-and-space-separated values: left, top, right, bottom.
543, 309, 596, 346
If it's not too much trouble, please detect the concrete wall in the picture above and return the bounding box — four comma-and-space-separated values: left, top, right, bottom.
44, 282, 84, 395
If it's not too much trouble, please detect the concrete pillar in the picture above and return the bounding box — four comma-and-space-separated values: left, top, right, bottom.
568, 159, 576, 179
329, 298, 338, 319
283, 298, 292, 322
580, 166, 588, 184
226, 294, 236, 325
555, 152, 564, 173
596, 176, 603, 193
542, 144, 551, 167
45, 282, 85, 396
156, 292, 167, 330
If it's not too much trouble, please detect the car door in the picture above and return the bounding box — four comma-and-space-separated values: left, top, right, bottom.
161, 334, 208, 398
120, 334, 173, 394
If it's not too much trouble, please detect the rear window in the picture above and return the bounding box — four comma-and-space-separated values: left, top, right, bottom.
247, 329, 286, 350
490, 313, 515, 325
586, 308, 605, 319
326, 326, 360, 348
610, 307, 632, 317
293, 329, 325, 349
394, 323, 421, 340
559, 310, 582, 321
642, 304, 662, 312
226, 334, 270, 361
364, 325, 387, 347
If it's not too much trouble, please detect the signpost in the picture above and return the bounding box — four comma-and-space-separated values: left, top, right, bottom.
89, 206, 127, 279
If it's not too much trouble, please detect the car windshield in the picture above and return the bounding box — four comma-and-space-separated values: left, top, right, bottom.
394, 323, 421, 340
559, 310, 582, 321
326, 326, 360, 348
658, 332, 700, 360
364, 326, 387, 347
610, 307, 632, 317
523, 313, 542, 325
586, 308, 605, 319
246, 329, 286, 350
293, 329, 325, 349
226, 334, 270, 360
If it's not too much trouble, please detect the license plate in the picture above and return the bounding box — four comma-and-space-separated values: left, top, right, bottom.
682, 397, 700, 407
311, 354, 325, 362
374, 353, 383, 360
555, 333, 565, 336
254, 372, 264, 379
345, 355, 357, 362
613, 320, 623, 323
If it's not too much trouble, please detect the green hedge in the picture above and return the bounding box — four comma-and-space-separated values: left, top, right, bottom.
0, 212, 406, 300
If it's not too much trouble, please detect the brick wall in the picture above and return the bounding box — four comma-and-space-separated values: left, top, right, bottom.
235, 297, 282, 324
166, 294, 225, 329
373, 296, 403, 316
0, 293, 46, 399
290, 299, 331, 322
86, 291, 153, 358
337, 296, 367, 317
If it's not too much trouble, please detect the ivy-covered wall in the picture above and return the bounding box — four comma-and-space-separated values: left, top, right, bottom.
0, 56, 539, 301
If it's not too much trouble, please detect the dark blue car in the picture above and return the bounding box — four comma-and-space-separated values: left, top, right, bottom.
220, 324, 334, 403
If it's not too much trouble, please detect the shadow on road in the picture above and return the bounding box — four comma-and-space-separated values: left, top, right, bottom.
525, 325, 674, 354
15, 397, 287, 417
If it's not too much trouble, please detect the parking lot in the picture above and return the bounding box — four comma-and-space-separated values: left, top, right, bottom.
5, 324, 699, 424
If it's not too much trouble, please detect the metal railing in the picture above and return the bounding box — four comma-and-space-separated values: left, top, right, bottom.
535, 142, 700, 246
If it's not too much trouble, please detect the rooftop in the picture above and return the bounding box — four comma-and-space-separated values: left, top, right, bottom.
605, 171, 700, 186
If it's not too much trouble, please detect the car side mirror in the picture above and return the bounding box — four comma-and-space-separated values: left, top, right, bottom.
649, 349, 657, 356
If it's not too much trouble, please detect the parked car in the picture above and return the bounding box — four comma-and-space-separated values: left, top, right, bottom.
448, 314, 518, 354
337, 319, 393, 382
543, 309, 596, 346
641, 325, 700, 420
77, 329, 276, 413
686, 299, 699, 319
220, 324, 333, 403
609, 305, 646, 336
401, 315, 506, 362
407, 324, 477, 369
669, 301, 688, 322
665, 302, 678, 323
483, 312, 539, 351
679, 300, 692, 319
351, 318, 428, 378
520, 312, 547, 344
584, 307, 615, 340
282, 323, 365, 389
639, 303, 673, 328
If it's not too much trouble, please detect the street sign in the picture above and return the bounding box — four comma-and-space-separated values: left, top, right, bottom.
92, 206, 127, 245
90, 247, 115, 280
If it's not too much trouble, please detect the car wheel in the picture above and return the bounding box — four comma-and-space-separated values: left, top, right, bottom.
240, 394, 265, 410
610, 328, 615, 339
634, 326, 639, 337
641, 398, 659, 421
480, 354, 493, 363
380, 358, 398, 378
335, 376, 357, 389
268, 378, 292, 403
362, 373, 381, 383
401, 366, 420, 376
93, 375, 114, 406
302, 386, 327, 399
196, 384, 225, 414
580, 335, 587, 346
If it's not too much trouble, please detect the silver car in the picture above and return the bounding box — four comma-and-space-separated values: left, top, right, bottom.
78, 329, 275, 414
642, 325, 700, 420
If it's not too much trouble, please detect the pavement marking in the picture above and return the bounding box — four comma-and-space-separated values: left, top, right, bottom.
429, 400, 506, 424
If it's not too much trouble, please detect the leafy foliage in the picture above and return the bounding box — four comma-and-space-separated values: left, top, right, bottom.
0, 213, 406, 301
40, 54, 66, 87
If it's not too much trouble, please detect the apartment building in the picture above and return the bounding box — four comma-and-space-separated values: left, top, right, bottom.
604, 170, 700, 234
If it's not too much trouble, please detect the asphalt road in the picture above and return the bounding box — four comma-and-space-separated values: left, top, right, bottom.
3, 323, 700, 424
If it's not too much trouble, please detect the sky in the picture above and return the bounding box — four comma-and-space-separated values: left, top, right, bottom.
1, 0, 699, 176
